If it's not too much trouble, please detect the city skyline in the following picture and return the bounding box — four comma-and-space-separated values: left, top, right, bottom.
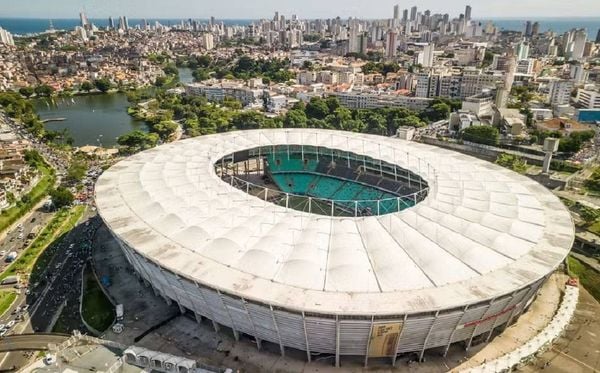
3, 0, 600, 19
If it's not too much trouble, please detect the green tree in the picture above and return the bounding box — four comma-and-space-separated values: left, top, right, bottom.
192, 69, 211, 81
66, 161, 87, 183
461, 125, 500, 146
395, 115, 426, 129
325, 97, 341, 113
361, 111, 387, 135
152, 121, 178, 140
427, 102, 451, 122
117, 130, 159, 151
80, 81, 94, 93
197, 54, 213, 67
154, 76, 168, 87
94, 78, 112, 93
230, 111, 265, 130
328, 107, 353, 130
34, 84, 54, 97
163, 63, 179, 76
18, 86, 35, 98
496, 153, 528, 173
382, 62, 400, 75
50, 187, 74, 209
305, 97, 330, 120
284, 109, 308, 128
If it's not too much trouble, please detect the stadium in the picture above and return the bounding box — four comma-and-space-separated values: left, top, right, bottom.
95, 129, 574, 367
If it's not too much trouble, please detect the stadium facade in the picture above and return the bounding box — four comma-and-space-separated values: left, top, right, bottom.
95, 129, 574, 366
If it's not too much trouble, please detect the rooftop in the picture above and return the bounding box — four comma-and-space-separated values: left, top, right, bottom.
95, 129, 574, 315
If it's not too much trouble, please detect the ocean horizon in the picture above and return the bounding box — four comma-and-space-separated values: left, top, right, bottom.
0, 16, 598, 36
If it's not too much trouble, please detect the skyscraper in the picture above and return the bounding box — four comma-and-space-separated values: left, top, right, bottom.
402, 9, 408, 23
386, 31, 398, 58
410, 6, 417, 21
525, 21, 533, 37
531, 22, 540, 36
516, 40, 530, 60
570, 29, 587, 60
465, 5, 472, 21
596, 28, 600, 43
419, 43, 435, 67
79, 12, 89, 28
108, 16, 114, 30
393, 5, 400, 19
0, 27, 15, 46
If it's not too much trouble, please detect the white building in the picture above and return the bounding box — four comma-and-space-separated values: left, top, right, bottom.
330, 91, 432, 111
548, 79, 574, 107
461, 93, 494, 117
266, 94, 288, 113
516, 40, 530, 60
201, 33, 215, 50
516, 59, 535, 75
570, 29, 587, 60
0, 27, 15, 46
185, 82, 261, 107
570, 64, 589, 85
298, 71, 316, 85
448, 111, 481, 133
416, 43, 435, 68
577, 86, 600, 109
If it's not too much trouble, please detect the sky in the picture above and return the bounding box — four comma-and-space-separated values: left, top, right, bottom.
2, 0, 600, 19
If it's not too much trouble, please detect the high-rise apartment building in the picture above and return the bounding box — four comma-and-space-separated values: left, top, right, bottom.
548, 79, 574, 106
516, 40, 530, 60
386, 31, 398, 58
577, 87, 600, 109
410, 6, 418, 21
393, 5, 400, 19
465, 5, 472, 21
0, 27, 15, 46
525, 21, 533, 37
201, 33, 215, 50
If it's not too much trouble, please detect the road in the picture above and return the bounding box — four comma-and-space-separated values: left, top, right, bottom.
0, 207, 53, 278
0, 334, 69, 352
0, 210, 98, 371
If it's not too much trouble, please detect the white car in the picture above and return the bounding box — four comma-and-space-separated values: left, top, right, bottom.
6, 320, 15, 329
43, 354, 56, 365
0, 251, 5, 257
0, 329, 8, 338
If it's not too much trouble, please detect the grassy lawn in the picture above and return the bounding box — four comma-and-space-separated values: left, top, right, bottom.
588, 221, 600, 236
568, 256, 600, 302
51, 310, 70, 334
0, 290, 17, 317
81, 264, 115, 333
0, 205, 85, 282
0, 163, 55, 234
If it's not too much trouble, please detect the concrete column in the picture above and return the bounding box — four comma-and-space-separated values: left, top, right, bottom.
335, 316, 340, 368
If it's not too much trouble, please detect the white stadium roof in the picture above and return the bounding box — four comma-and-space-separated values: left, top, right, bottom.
95, 129, 574, 315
